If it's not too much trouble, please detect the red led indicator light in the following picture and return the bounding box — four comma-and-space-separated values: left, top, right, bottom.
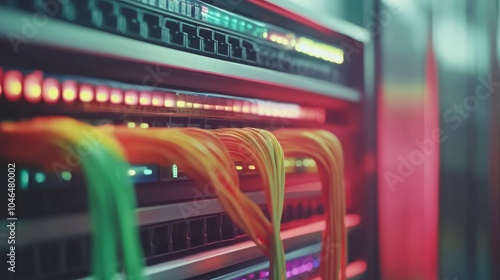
42, 78, 60, 104
139, 91, 152, 106
79, 84, 94, 103
96, 86, 110, 103
4, 70, 23, 102
24, 72, 43, 103
164, 95, 175, 107
152, 93, 164, 107
62, 80, 78, 103
124, 90, 138, 105
110, 88, 123, 104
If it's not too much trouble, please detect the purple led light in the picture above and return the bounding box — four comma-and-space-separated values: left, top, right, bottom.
299, 265, 306, 273
233, 253, 323, 279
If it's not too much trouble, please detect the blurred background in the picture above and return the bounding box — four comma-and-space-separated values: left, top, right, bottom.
290, 0, 500, 279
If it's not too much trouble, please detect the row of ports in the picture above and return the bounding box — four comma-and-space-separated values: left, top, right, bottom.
163, 19, 258, 61
140, 214, 237, 258
259, 47, 333, 78
7, 171, 321, 219
14, 199, 326, 280
15, 160, 315, 190
101, 199, 324, 260
1, 0, 340, 83
12, 237, 90, 280
40, 0, 258, 61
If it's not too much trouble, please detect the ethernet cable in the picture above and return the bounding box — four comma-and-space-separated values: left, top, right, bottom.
273, 129, 347, 280
216, 128, 286, 280
109, 127, 280, 268
0, 117, 145, 280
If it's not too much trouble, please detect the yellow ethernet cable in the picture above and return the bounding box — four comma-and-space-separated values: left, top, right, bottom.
110, 127, 274, 258
216, 128, 286, 280
274, 129, 347, 280
0, 117, 145, 280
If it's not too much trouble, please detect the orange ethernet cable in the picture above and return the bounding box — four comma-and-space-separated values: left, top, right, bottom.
274, 129, 347, 280
216, 128, 286, 280
109, 127, 274, 260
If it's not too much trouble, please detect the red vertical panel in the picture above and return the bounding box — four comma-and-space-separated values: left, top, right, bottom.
422, 42, 439, 280
377, 44, 439, 279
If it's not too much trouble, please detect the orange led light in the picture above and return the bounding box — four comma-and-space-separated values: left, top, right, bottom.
176, 100, 186, 108
110, 88, 123, 104
193, 103, 202, 109
42, 78, 60, 104
164, 96, 175, 107
96, 86, 110, 103
151, 93, 163, 107
124, 90, 138, 105
23, 72, 42, 103
62, 80, 77, 103
79, 84, 94, 103
251, 104, 258, 114
139, 92, 151, 106
4, 70, 23, 101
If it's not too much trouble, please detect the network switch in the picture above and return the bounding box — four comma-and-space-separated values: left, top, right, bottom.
0, 0, 348, 85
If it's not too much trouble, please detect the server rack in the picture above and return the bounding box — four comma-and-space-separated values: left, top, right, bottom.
0, 1, 376, 279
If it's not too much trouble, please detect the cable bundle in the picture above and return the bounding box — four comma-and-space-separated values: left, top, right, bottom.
273, 129, 347, 280
216, 128, 286, 280
0, 117, 145, 280
109, 127, 275, 260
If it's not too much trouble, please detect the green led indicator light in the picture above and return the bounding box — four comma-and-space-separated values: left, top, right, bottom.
143, 169, 153, 176
172, 164, 178, 179
20, 169, 29, 190
34, 172, 46, 184
61, 171, 72, 181
128, 169, 136, 176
